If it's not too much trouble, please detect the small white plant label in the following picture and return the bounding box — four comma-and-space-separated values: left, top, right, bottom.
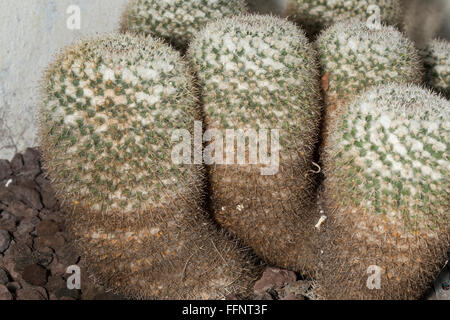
67, 5, 81, 30
366, 265, 382, 290
366, 4, 382, 30
66, 265, 81, 290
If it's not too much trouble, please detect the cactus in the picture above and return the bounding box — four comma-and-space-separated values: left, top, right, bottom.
188, 15, 322, 274
316, 19, 423, 139
38, 33, 262, 299
284, 0, 401, 35
121, 0, 248, 48
320, 84, 450, 299
422, 39, 450, 98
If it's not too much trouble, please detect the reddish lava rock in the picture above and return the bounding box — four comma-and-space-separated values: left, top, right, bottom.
0, 284, 13, 300
22, 264, 48, 286
0, 160, 12, 181
254, 267, 297, 295
37, 220, 60, 237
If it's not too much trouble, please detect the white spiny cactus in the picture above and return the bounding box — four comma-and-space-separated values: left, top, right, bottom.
121, 0, 248, 47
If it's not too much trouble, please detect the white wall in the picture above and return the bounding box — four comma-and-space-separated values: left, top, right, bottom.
0, 0, 128, 160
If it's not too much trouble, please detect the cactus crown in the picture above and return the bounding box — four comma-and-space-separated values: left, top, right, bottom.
423, 39, 450, 98
39, 34, 199, 216
188, 14, 321, 151
316, 19, 423, 100
122, 0, 248, 48
325, 84, 449, 233
286, 0, 401, 34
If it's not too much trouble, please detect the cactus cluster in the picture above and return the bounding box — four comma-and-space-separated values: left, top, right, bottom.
188, 15, 322, 274
320, 84, 450, 299
121, 0, 248, 48
316, 19, 423, 137
39, 33, 262, 299
284, 0, 401, 35
34, 0, 449, 300
422, 39, 450, 98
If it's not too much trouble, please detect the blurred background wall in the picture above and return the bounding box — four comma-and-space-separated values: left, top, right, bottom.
247, 0, 450, 45
0, 0, 449, 160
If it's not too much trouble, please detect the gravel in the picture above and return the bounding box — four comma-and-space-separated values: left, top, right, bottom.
0, 148, 124, 300
0, 230, 11, 253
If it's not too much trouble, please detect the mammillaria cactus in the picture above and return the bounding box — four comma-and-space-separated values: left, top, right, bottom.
320, 84, 449, 299
316, 19, 423, 138
284, 0, 401, 35
39, 33, 262, 299
423, 39, 450, 98
188, 15, 322, 274
121, 0, 248, 48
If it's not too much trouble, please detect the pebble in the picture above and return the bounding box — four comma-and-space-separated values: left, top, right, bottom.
22, 264, 48, 286
0, 160, 12, 181
15, 217, 39, 238
22, 148, 41, 171
4, 200, 37, 219
16, 286, 47, 300
36, 174, 58, 209
55, 287, 81, 300
8, 185, 43, 210
31, 249, 54, 267
0, 285, 13, 300
34, 234, 65, 251
253, 267, 297, 295
10, 154, 23, 174
46, 275, 67, 292
0, 269, 9, 285
0, 230, 11, 253
6, 281, 21, 293
0, 211, 18, 232
37, 220, 60, 237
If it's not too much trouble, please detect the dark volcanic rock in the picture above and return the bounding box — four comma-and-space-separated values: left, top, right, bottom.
0, 284, 13, 300
22, 148, 41, 170
3, 200, 37, 220
38, 209, 64, 225
16, 286, 48, 300
6, 282, 21, 293
55, 287, 81, 300
0, 230, 11, 253
0, 160, 12, 181
10, 154, 24, 174
36, 174, 57, 209
0, 211, 18, 232
34, 234, 65, 251
31, 249, 54, 267
17, 148, 42, 183
0, 269, 9, 285
254, 267, 297, 296
0, 187, 16, 206
8, 185, 43, 210
37, 220, 60, 237
22, 264, 48, 286
93, 292, 125, 300
15, 217, 40, 238
278, 280, 312, 300
13, 256, 34, 273
46, 275, 66, 292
